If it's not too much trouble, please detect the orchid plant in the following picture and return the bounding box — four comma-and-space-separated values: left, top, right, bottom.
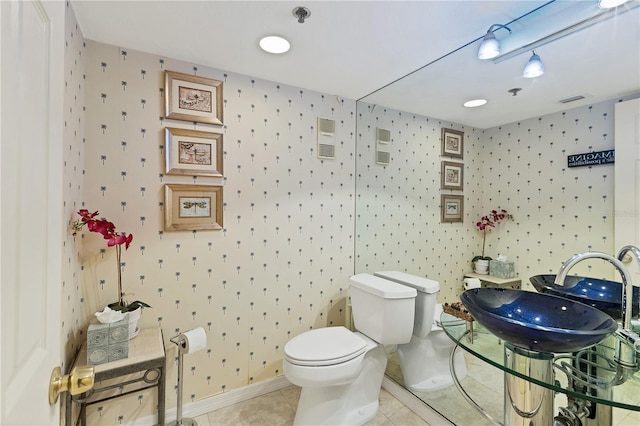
473, 208, 511, 262
73, 209, 150, 312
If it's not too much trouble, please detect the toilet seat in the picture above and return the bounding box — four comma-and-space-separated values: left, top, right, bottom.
284, 326, 368, 366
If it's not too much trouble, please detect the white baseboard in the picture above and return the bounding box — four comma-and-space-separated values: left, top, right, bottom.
132, 375, 292, 426
381, 376, 453, 425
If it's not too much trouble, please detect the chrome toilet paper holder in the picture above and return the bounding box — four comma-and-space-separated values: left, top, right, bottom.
168, 330, 205, 426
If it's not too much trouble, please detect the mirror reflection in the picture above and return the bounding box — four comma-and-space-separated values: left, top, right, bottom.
355, 2, 639, 423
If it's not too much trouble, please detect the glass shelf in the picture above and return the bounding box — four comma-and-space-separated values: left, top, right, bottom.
441, 312, 640, 412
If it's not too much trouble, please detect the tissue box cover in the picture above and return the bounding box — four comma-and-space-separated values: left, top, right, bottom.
489, 260, 515, 279
87, 314, 129, 365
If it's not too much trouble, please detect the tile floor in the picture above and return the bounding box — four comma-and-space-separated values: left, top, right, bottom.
192, 378, 640, 426
192, 385, 431, 426
191, 326, 640, 426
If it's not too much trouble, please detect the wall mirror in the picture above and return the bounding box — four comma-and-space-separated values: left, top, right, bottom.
354, 2, 639, 423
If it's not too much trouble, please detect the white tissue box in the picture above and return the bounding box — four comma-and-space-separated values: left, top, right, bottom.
87, 315, 129, 365
489, 260, 515, 279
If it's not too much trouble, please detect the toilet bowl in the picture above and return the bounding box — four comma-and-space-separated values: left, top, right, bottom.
283, 273, 417, 425
375, 271, 467, 392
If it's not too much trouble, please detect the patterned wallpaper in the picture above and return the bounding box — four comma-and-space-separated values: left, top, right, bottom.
61, 0, 87, 374
78, 41, 355, 423
61, 4, 637, 424
354, 106, 483, 300
355, 95, 637, 304
480, 99, 637, 283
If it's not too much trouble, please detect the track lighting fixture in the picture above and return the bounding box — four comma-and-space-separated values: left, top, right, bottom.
523, 51, 545, 78
477, 24, 511, 60
599, 0, 629, 8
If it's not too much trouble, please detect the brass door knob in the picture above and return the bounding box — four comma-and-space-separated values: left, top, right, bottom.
49, 365, 95, 405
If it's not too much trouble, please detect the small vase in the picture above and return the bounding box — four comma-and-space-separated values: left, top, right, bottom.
474, 259, 490, 275
127, 307, 142, 339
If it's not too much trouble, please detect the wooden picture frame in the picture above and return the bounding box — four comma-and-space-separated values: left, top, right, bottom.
440, 161, 464, 190
165, 70, 223, 125
441, 194, 464, 223
441, 128, 464, 159
164, 184, 223, 231
165, 128, 223, 177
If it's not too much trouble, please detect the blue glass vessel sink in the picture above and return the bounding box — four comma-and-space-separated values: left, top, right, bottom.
530, 274, 639, 320
461, 288, 618, 353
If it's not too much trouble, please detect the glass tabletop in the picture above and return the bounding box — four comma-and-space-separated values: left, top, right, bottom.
441, 312, 640, 412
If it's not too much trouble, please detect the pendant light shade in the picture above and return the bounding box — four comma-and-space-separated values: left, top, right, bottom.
477, 24, 511, 60
523, 51, 545, 78
478, 31, 500, 59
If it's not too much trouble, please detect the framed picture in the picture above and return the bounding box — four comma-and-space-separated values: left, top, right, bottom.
165, 70, 223, 125
165, 184, 223, 231
440, 161, 464, 190
441, 128, 464, 159
441, 194, 464, 223
165, 127, 223, 177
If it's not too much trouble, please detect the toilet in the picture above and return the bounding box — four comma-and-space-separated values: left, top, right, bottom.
283, 273, 417, 426
374, 271, 467, 392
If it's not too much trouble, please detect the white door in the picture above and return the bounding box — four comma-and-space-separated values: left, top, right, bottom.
1, 1, 65, 425
614, 98, 640, 252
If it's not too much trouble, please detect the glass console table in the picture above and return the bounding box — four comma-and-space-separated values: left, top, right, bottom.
441, 312, 640, 425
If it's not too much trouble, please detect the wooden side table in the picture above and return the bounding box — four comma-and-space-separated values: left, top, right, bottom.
65, 327, 166, 426
464, 272, 521, 289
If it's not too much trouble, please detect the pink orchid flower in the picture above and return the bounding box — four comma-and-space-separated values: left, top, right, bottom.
74, 210, 133, 250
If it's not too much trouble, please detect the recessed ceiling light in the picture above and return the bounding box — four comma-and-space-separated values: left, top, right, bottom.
464, 99, 488, 108
259, 35, 290, 54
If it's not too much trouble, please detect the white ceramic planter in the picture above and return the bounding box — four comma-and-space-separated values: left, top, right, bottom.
474, 259, 489, 275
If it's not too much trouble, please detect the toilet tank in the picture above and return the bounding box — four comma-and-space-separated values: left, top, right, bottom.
375, 271, 440, 338
349, 273, 417, 344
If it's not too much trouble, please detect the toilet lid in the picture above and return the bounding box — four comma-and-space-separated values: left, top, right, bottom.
284, 327, 368, 366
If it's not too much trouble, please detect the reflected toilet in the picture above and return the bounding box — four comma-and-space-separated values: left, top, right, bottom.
375, 270, 467, 392
283, 273, 417, 425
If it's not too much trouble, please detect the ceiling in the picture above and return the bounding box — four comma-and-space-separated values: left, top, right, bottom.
72, 0, 640, 129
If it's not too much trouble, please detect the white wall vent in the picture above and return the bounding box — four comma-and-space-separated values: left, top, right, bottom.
317, 117, 336, 159
376, 150, 391, 165
559, 95, 586, 104
376, 128, 391, 144
376, 127, 391, 165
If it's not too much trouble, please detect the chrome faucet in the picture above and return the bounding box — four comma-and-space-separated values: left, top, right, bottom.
617, 245, 640, 324
618, 245, 640, 264
554, 251, 639, 369
616, 245, 640, 350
